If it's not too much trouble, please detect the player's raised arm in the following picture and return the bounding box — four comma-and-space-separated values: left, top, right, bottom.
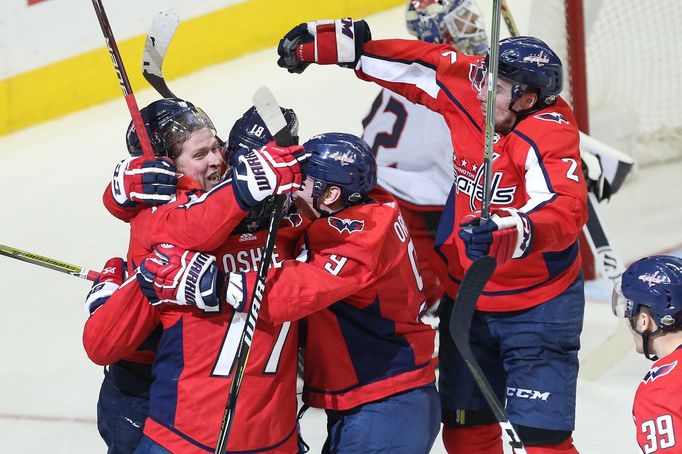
276, 18, 479, 114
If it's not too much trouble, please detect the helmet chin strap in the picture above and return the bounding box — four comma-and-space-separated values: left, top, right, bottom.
631, 317, 663, 361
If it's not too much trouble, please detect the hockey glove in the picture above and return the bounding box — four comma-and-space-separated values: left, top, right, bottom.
111, 156, 178, 207
136, 244, 250, 313
458, 208, 533, 265
231, 141, 310, 210
84, 257, 126, 315
581, 150, 612, 202
277, 18, 371, 73
137, 244, 220, 313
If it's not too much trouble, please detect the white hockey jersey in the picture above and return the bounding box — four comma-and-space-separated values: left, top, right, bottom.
362, 88, 455, 207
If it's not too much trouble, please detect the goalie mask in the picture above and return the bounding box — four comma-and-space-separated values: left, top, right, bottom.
406, 0, 488, 54
126, 98, 216, 159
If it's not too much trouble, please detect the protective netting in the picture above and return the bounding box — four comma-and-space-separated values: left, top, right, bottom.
527, 0, 682, 167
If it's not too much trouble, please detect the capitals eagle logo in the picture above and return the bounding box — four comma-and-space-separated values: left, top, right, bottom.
328, 216, 364, 234
642, 360, 677, 384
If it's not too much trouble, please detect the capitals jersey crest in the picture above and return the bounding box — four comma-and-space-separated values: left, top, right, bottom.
534, 112, 570, 125
642, 360, 678, 384
328, 216, 364, 234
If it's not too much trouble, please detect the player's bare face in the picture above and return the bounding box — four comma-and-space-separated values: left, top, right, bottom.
477, 77, 517, 134
175, 128, 224, 191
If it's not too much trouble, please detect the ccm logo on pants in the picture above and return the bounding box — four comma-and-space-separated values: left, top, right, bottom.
506, 387, 550, 401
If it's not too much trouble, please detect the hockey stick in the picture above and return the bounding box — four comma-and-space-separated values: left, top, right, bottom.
0, 243, 99, 281
448, 1, 528, 452
91, 0, 155, 159
213, 87, 293, 454
449, 256, 526, 452
142, 10, 179, 98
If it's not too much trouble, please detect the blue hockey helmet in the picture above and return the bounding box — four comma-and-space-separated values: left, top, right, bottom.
406, 0, 488, 54
226, 105, 299, 233
302, 133, 377, 207
498, 36, 563, 107
226, 105, 299, 160
126, 98, 216, 159
612, 255, 682, 330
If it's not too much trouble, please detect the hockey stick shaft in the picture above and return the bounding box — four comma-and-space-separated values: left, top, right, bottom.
213, 87, 293, 454
449, 1, 527, 451
481, 0, 502, 221
0, 243, 99, 281
91, 0, 155, 159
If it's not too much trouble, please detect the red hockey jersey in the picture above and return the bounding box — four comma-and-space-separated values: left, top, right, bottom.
259, 188, 436, 411
84, 213, 307, 453
355, 39, 588, 311
632, 347, 682, 453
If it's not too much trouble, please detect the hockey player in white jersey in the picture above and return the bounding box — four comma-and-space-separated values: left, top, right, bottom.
362, 0, 488, 307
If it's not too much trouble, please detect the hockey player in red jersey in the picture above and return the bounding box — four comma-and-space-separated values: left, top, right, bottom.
362, 0, 488, 309
612, 255, 682, 453
146, 133, 441, 453
84, 99, 307, 453
277, 17, 587, 454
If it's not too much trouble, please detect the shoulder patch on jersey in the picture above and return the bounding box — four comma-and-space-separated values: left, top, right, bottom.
534, 112, 570, 125
328, 216, 365, 234
285, 213, 303, 228
642, 360, 678, 384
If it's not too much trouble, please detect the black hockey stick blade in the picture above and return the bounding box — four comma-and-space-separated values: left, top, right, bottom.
142, 9, 179, 98
213, 87, 292, 454
449, 256, 528, 453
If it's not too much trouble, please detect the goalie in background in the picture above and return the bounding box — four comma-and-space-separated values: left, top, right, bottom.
612, 255, 682, 453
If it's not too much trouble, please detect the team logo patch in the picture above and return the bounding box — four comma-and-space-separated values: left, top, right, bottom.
535, 112, 569, 125
643, 360, 677, 384
534, 112, 570, 125
639, 270, 670, 288
285, 213, 303, 228
523, 51, 550, 67
328, 216, 364, 234
328, 150, 356, 166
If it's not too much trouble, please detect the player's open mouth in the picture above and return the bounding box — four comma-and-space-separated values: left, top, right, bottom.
207, 171, 221, 184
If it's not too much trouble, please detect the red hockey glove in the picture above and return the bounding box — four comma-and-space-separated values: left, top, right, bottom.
84, 257, 126, 315
111, 156, 178, 207
136, 244, 251, 313
277, 19, 371, 73
458, 208, 534, 265
231, 141, 310, 210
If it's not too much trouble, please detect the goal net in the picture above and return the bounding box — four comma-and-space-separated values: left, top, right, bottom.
526, 0, 682, 168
